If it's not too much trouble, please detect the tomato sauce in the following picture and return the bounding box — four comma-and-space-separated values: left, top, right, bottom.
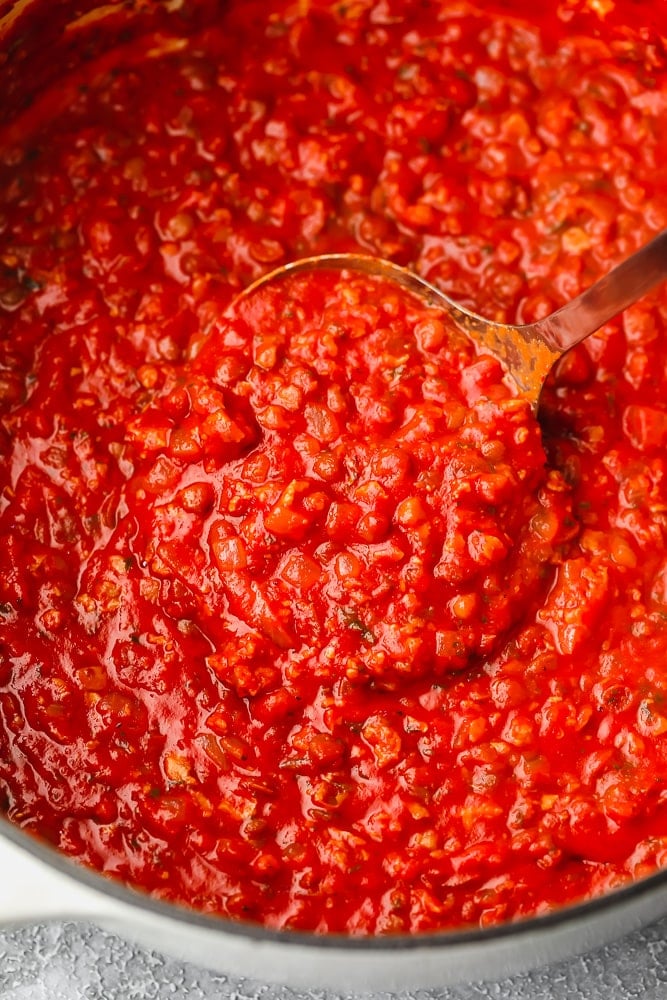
1, 0, 667, 934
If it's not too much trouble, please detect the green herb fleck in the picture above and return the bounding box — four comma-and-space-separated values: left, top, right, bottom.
341, 609, 375, 644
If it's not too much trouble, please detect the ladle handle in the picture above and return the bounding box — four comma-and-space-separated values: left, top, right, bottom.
535, 227, 667, 352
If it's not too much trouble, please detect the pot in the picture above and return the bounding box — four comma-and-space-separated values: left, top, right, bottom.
1, 0, 667, 992
3, 814, 667, 992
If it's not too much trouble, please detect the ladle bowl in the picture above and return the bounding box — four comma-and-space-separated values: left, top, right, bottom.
234, 228, 667, 412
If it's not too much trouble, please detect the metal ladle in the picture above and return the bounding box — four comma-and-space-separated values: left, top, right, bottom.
235, 228, 667, 412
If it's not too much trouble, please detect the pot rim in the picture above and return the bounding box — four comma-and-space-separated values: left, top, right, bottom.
2, 812, 666, 950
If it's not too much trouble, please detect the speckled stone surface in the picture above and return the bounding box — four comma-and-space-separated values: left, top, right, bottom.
1, 918, 667, 1000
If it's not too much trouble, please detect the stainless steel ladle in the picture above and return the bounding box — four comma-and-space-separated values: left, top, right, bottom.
235, 227, 667, 412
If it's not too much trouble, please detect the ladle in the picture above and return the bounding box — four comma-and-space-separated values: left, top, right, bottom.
236, 228, 667, 412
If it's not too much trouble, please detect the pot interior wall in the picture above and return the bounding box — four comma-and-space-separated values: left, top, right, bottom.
0, 0, 223, 133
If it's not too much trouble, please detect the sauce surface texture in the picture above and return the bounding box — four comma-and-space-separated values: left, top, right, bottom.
1, 0, 667, 934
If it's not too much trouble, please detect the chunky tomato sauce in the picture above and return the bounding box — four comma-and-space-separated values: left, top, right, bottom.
1, 0, 667, 934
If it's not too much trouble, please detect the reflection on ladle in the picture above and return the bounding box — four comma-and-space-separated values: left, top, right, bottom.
233, 228, 667, 413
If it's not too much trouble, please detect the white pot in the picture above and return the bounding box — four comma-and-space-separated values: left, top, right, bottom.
1, 2, 666, 991
1, 816, 666, 992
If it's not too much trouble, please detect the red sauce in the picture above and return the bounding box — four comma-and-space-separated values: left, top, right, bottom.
1, 0, 667, 934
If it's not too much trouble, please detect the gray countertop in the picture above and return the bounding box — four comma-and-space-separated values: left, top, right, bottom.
1, 919, 666, 1000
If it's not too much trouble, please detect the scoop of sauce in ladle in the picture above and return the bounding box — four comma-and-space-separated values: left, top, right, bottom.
233, 227, 667, 413
190, 229, 667, 676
